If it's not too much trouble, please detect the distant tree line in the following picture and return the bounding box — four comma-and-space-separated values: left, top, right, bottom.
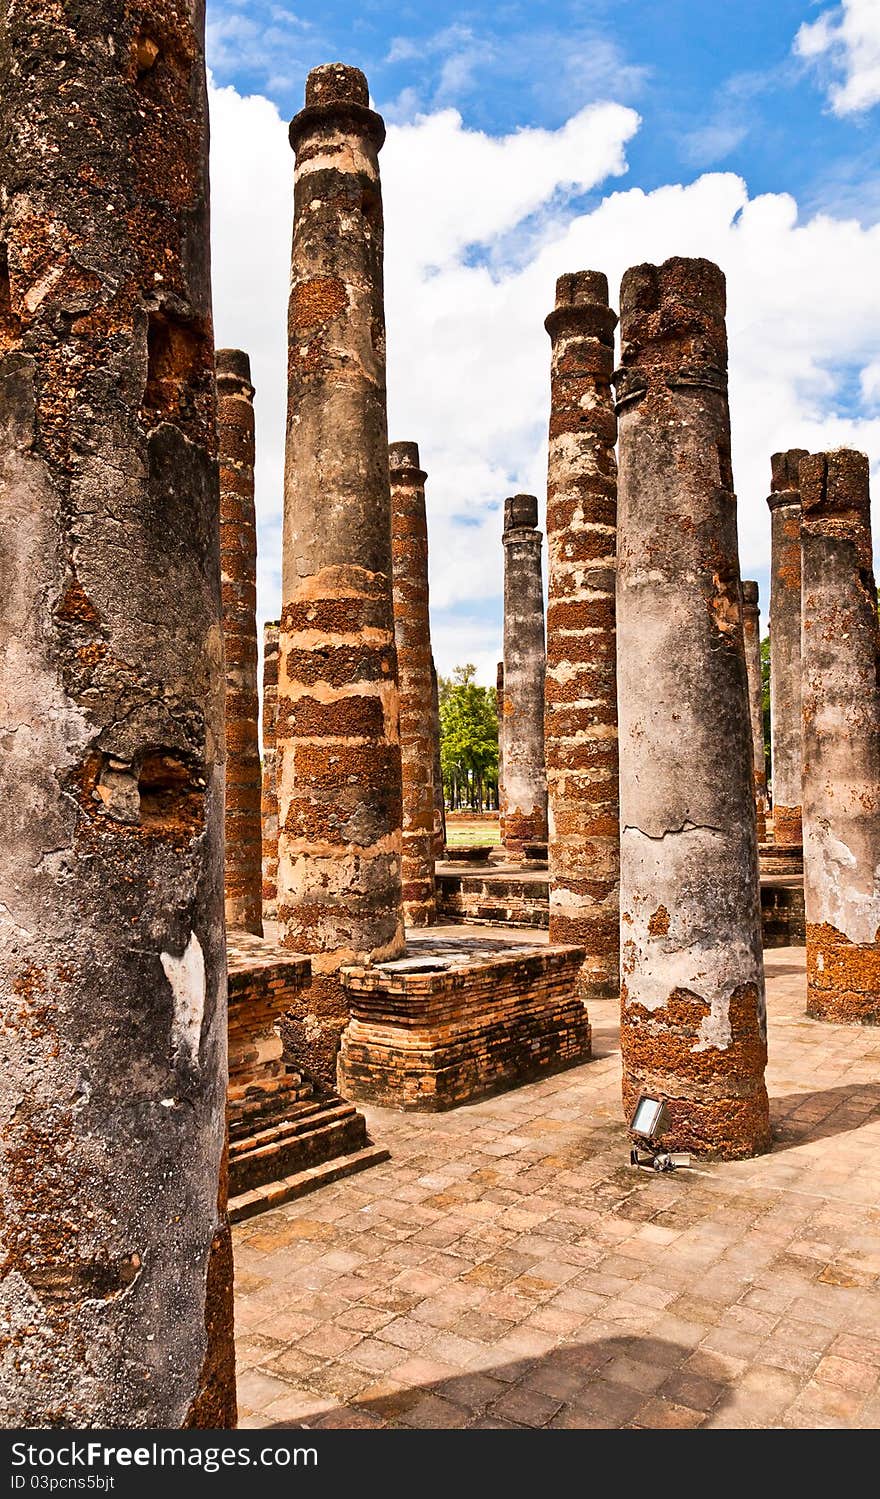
438, 664, 499, 812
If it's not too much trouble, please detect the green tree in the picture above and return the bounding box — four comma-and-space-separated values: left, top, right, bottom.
761, 634, 771, 785
438, 664, 499, 811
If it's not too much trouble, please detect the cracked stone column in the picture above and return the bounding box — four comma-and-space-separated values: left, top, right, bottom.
767, 450, 808, 846
217, 349, 262, 935
615, 257, 770, 1158
501, 494, 548, 856
0, 0, 235, 1424
741, 581, 769, 843
800, 450, 880, 1024
276, 63, 404, 1086
261, 620, 280, 922
390, 441, 436, 926
430, 658, 446, 857
545, 270, 618, 1005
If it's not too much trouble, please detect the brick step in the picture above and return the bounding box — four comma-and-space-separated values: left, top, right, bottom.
229, 1099, 355, 1157
229, 1144, 390, 1224
229, 1106, 371, 1197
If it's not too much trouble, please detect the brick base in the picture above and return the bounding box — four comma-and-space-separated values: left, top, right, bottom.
339, 934, 591, 1111
226, 932, 384, 1214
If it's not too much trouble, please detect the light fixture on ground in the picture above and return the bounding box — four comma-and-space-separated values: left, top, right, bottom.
629, 1095, 691, 1173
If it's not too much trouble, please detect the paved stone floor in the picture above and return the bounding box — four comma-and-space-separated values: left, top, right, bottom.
233, 944, 880, 1429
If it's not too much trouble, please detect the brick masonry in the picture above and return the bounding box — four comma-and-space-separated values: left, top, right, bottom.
767, 450, 809, 848
338, 932, 592, 1111
501, 495, 548, 855
218, 348, 263, 935
741, 580, 769, 844
261, 620, 280, 921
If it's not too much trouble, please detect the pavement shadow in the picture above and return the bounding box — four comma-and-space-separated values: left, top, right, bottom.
771, 1082, 880, 1151
265, 1333, 735, 1431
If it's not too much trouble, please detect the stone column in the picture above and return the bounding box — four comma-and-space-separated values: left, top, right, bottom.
390, 441, 436, 926
544, 270, 618, 1005
800, 450, 880, 1024
261, 620, 280, 922
217, 349, 262, 935
741, 581, 769, 843
0, 1, 235, 1425
430, 658, 446, 857
767, 450, 808, 846
501, 494, 548, 856
615, 257, 769, 1158
276, 64, 404, 1086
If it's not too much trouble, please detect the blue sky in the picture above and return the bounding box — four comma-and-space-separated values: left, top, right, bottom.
205, 1, 880, 680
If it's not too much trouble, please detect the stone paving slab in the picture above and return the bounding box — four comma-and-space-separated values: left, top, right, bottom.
233, 945, 880, 1429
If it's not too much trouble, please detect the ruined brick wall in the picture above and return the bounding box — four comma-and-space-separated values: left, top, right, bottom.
276, 64, 404, 1086
0, 0, 234, 1426
741, 581, 769, 843
800, 450, 880, 1023
217, 348, 262, 935
390, 443, 436, 926
615, 258, 769, 1159
261, 620, 280, 921
544, 271, 618, 1005
767, 450, 809, 847
501, 495, 548, 855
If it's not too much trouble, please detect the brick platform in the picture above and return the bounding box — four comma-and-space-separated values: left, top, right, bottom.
435, 863, 805, 947
227, 932, 388, 1221
338, 929, 591, 1111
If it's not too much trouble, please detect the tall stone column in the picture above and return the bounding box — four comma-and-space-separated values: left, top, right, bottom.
615, 257, 769, 1158
430, 658, 446, 857
390, 441, 436, 926
741, 581, 769, 843
0, 1, 235, 1425
501, 494, 548, 856
800, 450, 880, 1024
767, 450, 808, 846
544, 270, 618, 1005
276, 64, 404, 1086
261, 620, 280, 922
217, 349, 262, 935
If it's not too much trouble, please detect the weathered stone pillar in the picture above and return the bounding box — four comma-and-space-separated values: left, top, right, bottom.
217, 349, 262, 935
741, 581, 769, 843
800, 450, 880, 1024
767, 450, 808, 846
501, 494, 548, 856
430, 658, 446, 857
544, 270, 618, 1006
615, 257, 769, 1157
276, 63, 404, 1086
390, 441, 436, 926
0, 0, 235, 1425
261, 620, 280, 922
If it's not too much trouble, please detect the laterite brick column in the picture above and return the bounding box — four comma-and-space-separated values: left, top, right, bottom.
767, 450, 808, 846
544, 270, 618, 1006
217, 348, 262, 935
390, 442, 436, 926
800, 450, 880, 1024
741, 581, 769, 843
0, 0, 235, 1424
261, 620, 280, 921
430, 658, 446, 857
276, 63, 404, 1087
501, 494, 548, 856
615, 257, 770, 1158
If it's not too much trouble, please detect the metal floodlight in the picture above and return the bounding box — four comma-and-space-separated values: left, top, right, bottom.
628, 1094, 691, 1174
630, 1095, 669, 1141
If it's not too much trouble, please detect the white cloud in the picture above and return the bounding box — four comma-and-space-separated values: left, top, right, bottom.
795, 0, 880, 114
209, 81, 880, 688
